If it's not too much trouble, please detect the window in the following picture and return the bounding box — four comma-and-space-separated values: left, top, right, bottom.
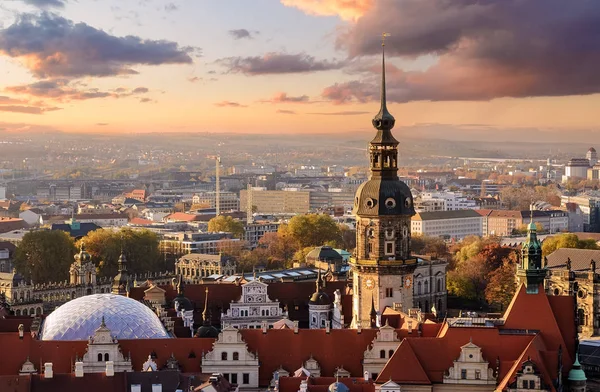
417, 282, 422, 295
529, 380, 535, 389
522, 380, 528, 389
233, 352, 239, 361
224, 374, 230, 382
461, 369, 467, 379
475, 370, 481, 380
221, 352, 228, 360
385, 242, 394, 255
388, 350, 394, 358
372, 373, 378, 381
424, 280, 429, 294
385, 288, 393, 298
437, 279, 442, 292
243, 373, 249, 385
104, 353, 109, 361
380, 350, 386, 359
231, 373, 238, 384
98, 353, 103, 362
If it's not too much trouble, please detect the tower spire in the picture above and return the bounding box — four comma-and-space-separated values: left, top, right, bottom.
371, 33, 396, 135
202, 287, 209, 325
379, 33, 390, 117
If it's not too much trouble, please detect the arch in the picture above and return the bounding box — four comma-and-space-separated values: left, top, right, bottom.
437, 279, 442, 292
221, 352, 228, 361
15, 309, 21, 316
104, 353, 109, 361
36, 307, 42, 315
23, 308, 28, 316
388, 350, 394, 358
578, 308, 585, 326
100, 288, 104, 293
98, 353, 103, 362
380, 350, 386, 359
424, 280, 429, 294
233, 352, 239, 361
417, 281, 422, 295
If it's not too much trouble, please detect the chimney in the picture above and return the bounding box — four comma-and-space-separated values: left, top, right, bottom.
262, 320, 268, 334
364, 371, 369, 382
293, 321, 299, 334
152, 385, 163, 392
357, 322, 362, 334
299, 379, 308, 392
408, 320, 413, 334
340, 315, 344, 327
75, 362, 84, 377
44, 363, 53, 379
326, 320, 330, 334
105, 361, 114, 377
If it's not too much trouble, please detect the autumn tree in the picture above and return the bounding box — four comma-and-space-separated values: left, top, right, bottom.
485, 258, 517, 309
542, 233, 599, 257
411, 235, 449, 259
208, 215, 245, 239
285, 214, 342, 249
79, 228, 162, 278
14, 230, 77, 284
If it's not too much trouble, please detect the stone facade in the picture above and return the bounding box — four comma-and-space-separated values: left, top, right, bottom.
363, 323, 401, 380
176, 253, 236, 282
78, 318, 133, 374
221, 280, 286, 329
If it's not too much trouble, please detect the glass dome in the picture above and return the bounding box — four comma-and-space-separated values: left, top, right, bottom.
40, 294, 170, 340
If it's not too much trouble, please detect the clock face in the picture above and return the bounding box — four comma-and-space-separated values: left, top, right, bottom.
364, 278, 375, 290
404, 277, 413, 288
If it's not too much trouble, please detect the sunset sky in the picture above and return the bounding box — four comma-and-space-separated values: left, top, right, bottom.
1, 0, 599, 134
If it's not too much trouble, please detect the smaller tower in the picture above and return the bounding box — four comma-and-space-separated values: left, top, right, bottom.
112, 250, 130, 295
195, 287, 219, 338
308, 270, 332, 329
586, 147, 597, 167
568, 352, 587, 392
517, 213, 546, 294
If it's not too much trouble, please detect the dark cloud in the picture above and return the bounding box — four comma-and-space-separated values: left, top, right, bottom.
214, 101, 247, 108
188, 76, 201, 83
229, 29, 256, 40
7, 80, 150, 101
0, 105, 61, 114
308, 110, 369, 115
139, 98, 153, 103
22, 0, 65, 8
216, 52, 345, 75
276, 109, 296, 114
0, 13, 194, 78
260, 92, 311, 104
329, 0, 600, 102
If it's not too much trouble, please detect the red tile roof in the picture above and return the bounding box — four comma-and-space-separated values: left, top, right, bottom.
376, 339, 430, 384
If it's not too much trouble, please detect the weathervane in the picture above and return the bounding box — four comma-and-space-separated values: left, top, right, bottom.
381, 32, 391, 47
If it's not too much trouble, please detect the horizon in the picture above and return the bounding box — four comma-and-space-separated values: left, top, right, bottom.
0, 1, 599, 137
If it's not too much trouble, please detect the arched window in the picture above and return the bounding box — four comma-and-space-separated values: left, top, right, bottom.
437, 279, 442, 292
98, 353, 103, 362
380, 350, 386, 359
104, 353, 109, 361
233, 352, 239, 361
424, 280, 429, 294
417, 282, 422, 295
23, 308, 28, 316
388, 350, 394, 358
221, 352, 228, 361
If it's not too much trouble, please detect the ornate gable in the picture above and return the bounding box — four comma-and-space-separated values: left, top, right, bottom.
444, 340, 496, 385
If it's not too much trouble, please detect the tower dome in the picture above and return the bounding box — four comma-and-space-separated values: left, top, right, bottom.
40, 294, 170, 340
328, 382, 350, 392
74, 242, 91, 264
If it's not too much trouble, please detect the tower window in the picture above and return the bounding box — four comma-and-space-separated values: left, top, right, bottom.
385, 288, 393, 298
385, 242, 394, 255
380, 350, 386, 359
221, 352, 228, 361
104, 353, 109, 361
461, 370, 467, 379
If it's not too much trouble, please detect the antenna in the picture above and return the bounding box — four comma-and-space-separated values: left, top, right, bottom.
381, 32, 391, 46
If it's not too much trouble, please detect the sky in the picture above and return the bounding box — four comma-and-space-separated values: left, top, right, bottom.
0, 0, 600, 135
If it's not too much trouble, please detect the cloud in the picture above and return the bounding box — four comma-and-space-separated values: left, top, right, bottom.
0, 105, 61, 114
188, 76, 201, 83
0, 96, 28, 104
260, 92, 311, 104
214, 101, 247, 108
164, 3, 178, 12
96, 123, 109, 126
139, 97, 153, 103
308, 110, 369, 115
22, 0, 65, 8
6, 79, 151, 101
216, 52, 345, 75
0, 13, 194, 78
276, 109, 296, 114
328, 0, 600, 102
280, 0, 372, 21
229, 29, 256, 40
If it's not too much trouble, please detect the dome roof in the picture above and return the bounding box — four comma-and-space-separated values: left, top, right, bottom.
195, 324, 220, 338
309, 291, 331, 306
173, 295, 194, 312
589, 147, 596, 152
328, 382, 350, 392
40, 294, 170, 340
353, 178, 414, 217
306, 246, 343, 263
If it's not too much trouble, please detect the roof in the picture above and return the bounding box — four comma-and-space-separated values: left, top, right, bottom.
165, 212, 201, 222
50, 222, 101, 238
546, 248, 600, 271
128, 217, 154, 225
413, 210, 482, 221
0, 219, 26, 234
30, 372, 127, 392
377, 339, 430, 384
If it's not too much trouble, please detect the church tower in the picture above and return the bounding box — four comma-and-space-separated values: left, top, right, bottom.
351, 34, 417, 327
112, 250, 130, 295
517, 217, 546, 294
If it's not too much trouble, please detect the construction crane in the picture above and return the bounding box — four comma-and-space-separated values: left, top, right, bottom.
247, 183, 253, 224
215, 156, 221, 216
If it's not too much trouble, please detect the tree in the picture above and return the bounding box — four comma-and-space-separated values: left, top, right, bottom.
14, 230, 77, 284
79, 228, 162, 278
411, 235, 448, 259
285, 214, 342, 249
485, 259, 517, 309
208, 215, 245, 239
542, 233, 599, 257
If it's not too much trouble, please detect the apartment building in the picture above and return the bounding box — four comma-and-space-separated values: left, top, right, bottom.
411, 210, 483, 240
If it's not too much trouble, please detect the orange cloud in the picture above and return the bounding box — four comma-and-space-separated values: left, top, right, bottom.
280, 0, 372, 21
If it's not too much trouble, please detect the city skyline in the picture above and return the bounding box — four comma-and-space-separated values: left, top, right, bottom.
0, 0, 599, 135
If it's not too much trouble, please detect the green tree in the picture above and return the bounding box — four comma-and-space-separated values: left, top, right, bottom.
208, 215, 245, 239
79, 228, 162, 278
285, 214, 342, 249
14, 230, 77, 284
542, 233, 599, 257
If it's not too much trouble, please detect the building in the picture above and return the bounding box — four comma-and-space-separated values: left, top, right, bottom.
545, 248, 600, 337
416, 191, 479, 211
240, 189, 310, 214
412, 256, 447, 314
193, 192, 240, 212
563, 193, 600, 232
161, 232, 240, 258
350, 49, 418, 327
243, 221, 280, 248
221, 280, 287, 329
587, 147, 598, 167
564, 158, 592, 182
411, 210, 483, 240
486, 210, 569, 237
0, 218, 26, 234
175, 253, 236, 282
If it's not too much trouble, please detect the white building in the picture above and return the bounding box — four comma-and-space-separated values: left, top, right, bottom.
411, 210, 483, 240
201, 327, 260, 389
221, 280, 287, 329
79, 318, 133, 374
416, 191, 478, 211
443, 341, 496, 386
363, 322, 401, 380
